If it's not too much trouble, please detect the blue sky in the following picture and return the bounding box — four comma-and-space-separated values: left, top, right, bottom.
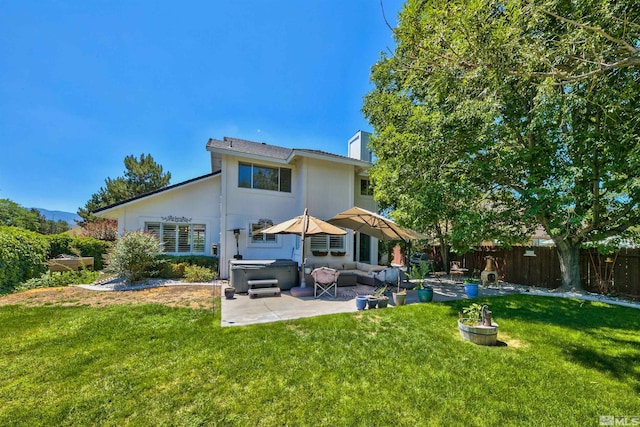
0, 0, 404, 213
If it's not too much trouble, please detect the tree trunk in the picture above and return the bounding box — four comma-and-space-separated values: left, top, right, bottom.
440, 241, 450, 273
554, 238, 584, 291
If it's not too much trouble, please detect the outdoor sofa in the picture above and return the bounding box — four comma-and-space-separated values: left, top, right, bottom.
304, 261, 386, 287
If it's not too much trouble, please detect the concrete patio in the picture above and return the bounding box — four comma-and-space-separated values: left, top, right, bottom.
221, 280, 524, 327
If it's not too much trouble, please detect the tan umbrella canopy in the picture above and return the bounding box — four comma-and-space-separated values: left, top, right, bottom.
328, 207, 427, 270
256, 209, 348, 236
254, 208, 346, 288
328, 207, 427, 242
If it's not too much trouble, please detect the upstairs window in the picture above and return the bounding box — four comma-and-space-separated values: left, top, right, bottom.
360, 179, 374, 196
239, 162, 292, 192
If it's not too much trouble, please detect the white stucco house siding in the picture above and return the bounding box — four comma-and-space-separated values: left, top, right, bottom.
94, 132, 377, 279
96, 174, 221, 257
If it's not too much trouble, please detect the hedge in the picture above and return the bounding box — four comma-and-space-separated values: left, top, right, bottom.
0, 226, 49, 290
47, 234, 111, 270
157, 255, 218, 270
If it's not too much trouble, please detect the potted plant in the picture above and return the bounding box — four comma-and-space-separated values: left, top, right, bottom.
410, 263, 433, 302
375, 286, 388, 308
224, 286, 236, 299
355, 294, 368, 310
463, 278, 480, 298
389, 271, 407, 306
366, 295, 379, 309
458, 303, 498, 345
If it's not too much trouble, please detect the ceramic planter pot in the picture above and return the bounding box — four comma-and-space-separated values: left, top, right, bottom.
417, 287, 434, 302
366, 296, 378, 309
355, 295, 368, 310
224, 287, 236, 299
464, 283, 479, 298
377, 297, 388, 308
392, 292, 407, 306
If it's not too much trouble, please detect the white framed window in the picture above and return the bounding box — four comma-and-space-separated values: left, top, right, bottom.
144, 222, 206, 254
238, 162, 292, 192
250, 221, 277, 244
360, 179, 374, 196
310, 234, 346, 252
310, 235, 328, 252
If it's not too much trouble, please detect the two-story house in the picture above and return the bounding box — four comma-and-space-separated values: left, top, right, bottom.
95, 131, 378, 279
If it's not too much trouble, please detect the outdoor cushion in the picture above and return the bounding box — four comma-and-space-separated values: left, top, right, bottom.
374, 267, 407, 286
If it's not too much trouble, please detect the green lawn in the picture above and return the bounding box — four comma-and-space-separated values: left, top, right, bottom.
1, 294, 638, 426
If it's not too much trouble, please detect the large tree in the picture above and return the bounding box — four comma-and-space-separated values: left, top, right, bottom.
78, 154, 171, 224
364, 0, 640, 290
0, 199, 40, 232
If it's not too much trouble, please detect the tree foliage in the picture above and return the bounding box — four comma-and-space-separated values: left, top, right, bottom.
78, 154, 171, 223
37, 215, 70, 235
0, 226, 49, 290
0, 199, 40, 232
364, 0, 640, 289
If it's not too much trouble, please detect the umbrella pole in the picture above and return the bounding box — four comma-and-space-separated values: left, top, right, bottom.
300, 209, 308, 288
300, 236, 306, 288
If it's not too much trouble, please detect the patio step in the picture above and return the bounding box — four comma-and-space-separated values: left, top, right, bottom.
247, 279, 280, 299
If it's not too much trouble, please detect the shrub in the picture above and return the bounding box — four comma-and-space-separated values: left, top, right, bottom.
183, 265, 217, 283
157, 262, 188, 279
71, 237, 111, 270
107, 231, 162, 282
0, 226, 49, 292
18, 270, 100, 292
47, 234, 73, 258
80, 219, 118, 241
157, 255, 217, 270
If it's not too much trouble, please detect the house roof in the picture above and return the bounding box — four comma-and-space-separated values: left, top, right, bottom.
93, 172, 220, 215
207, 137, 293, 160
206, 136, 371, 167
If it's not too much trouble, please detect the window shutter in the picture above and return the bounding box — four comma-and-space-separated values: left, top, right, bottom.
178, 225, 190, 252
162, 224, 177, 252
329, 235, 345, 250
193, 224, 205, 252
310, 235, 328, 251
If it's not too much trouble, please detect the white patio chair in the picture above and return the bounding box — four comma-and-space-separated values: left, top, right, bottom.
311, 267, 340, 299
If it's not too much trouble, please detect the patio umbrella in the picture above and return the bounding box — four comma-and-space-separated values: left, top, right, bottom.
254, 208, 347, 288
328, 207, 428, 242
328, 207, 428, 271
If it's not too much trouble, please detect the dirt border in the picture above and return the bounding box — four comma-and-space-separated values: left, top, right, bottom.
0, 284, 220, 309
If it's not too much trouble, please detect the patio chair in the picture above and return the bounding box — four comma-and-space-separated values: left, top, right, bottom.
450, 261, 467, 281
311, 267, 340, 299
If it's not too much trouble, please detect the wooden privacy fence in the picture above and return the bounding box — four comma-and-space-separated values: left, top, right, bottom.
458, 246, 640, 300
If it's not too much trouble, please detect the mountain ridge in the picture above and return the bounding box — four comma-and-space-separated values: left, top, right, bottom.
34, 208, 81, 226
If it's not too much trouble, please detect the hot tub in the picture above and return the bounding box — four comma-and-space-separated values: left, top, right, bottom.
229, 259, 299, 293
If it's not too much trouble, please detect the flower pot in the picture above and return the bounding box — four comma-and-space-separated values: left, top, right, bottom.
392, 292, 406, 306
366, 296, 378, 309
377, 297, 388, 308
224, 287, 236, 299
417, 287, 433, 302
458, 319, 498, 346
355, 295, 368, 310
464, 283, 479, 298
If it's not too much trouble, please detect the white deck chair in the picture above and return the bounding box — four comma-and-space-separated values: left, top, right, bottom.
311, 267, 340, 299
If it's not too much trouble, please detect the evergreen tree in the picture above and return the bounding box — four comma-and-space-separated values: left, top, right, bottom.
78, 154, 171, 224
